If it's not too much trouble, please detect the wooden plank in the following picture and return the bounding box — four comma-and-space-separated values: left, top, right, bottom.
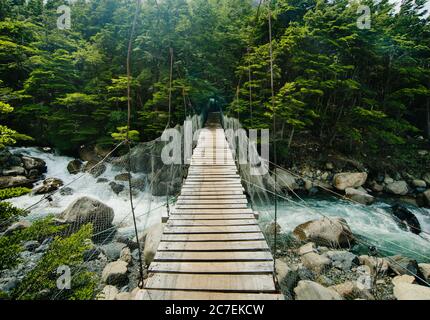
145, 274, 276, 292
136, 290, 284, 300
176, 199, 248, 204
167, 219, 257, 226
175, 204, 248, 210
163, 225, 262, 234
172, 209, 253, 214
154, 251, 273, 262
169, 214, 255, 220
180, 191, 244, 196
177, 195, 247, 200
157, 240, 269, 251
149, 261, 274, 274
161, 232, 265, 242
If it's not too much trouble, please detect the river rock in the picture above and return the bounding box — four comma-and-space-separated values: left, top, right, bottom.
24, 240, 40, 251
83, 161, 106, 178
358, 255, 389, 275
109, 182, 125, 195
102, 260, 128, 286
275, 259, 290, 283
120, 247, 132, 265
57, 197, 114, 234
385, 181, 409, 196
369, 181, 384, 193
294, 280, 342, 300
274, 168, 299, 190
33, 178, 63, 195
330, 281, 373, 300
392, 275, 415, 286
21, 156, 46, 172
324, 251, 359, 271
418, 263, 430, 282
298, 242, 317, 256
0, 175, 32, 189
2, 166, 26, 176
412, 179, 426, 188
393, 282, 430, 300
301, 252, 331, 274
115, 173, 131, 182
4, 220, 31, 235
98, 285, 118, 300
115, 292, 131, 300
59, 187, 74, 196
390, 204, 421, 234
101, 242, 127, 261
293, 217, 355, 248
67, 159, 83, 174
388, 255, 420, 277
143, 223, 163, 265
333, 172, 367, 191
345, 188, 375, 205
265, 221, 281, 236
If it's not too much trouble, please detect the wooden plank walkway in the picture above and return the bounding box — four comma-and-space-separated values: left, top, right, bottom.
144, 113, 282, 300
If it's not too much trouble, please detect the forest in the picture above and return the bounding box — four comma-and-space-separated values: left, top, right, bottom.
1, 0, 430, 174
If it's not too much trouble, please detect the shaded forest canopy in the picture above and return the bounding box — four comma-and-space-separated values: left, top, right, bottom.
0, 0, 429, 173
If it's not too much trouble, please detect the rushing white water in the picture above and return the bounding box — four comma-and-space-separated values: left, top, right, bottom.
256, 196, 430, 263
7, 147, 167, 236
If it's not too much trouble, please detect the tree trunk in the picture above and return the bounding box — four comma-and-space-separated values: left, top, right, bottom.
287, 127, 295, 150
426, 98, 430, 139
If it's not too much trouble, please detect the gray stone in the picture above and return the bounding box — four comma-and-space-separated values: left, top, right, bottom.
97, 178, 109, 183
358, 255, 389, 275
59, 187, 74, 196
120, 247, 132, 265
393, 282, 430, 300
67, 159, 83, 174
422, 173, 430, 185
102, 260, 129, 286
115, 173, 131, 181
275, 259, 290, 283
388, 255, 420, 277
301, 252, 331, 274
97, 285, 118, 300
298, 242, 317, 256
345, 188, 375, 205
412, 179, 427, 188
33, 178, 63, 195
35, 244, 50, 253
2, 166, 26, 176
324, 251, 359, 271
4, 220, 31, 235
83, 161, 106, 178
0, 277, 19, 292
58, 197, 114, 234
21, 156, 46, 172
293, 217, 355, 248
333, 172, 367, 191
101, 242, 127, 261
418, 263, 430, 282
385, 181, 409, 196
294, 280, 342, 300
109, 182, 125, 195
0, 175, 32, 189
83, 248, 102, 262
274, 168, 299, 190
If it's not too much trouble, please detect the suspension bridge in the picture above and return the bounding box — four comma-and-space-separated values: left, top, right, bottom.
139, 113, 283, 300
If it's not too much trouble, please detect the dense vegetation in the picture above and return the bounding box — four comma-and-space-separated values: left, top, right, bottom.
1, 0, 429, 172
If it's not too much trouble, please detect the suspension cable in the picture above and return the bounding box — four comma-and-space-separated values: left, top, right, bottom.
126, 0, 145, 289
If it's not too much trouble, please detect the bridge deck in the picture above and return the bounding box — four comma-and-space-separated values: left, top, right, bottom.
144, 113, 282, 300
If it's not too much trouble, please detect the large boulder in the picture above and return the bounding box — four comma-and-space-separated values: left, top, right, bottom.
393, 282, 430, 300
345, 188, 375, 205
100, 242, 127, 261
2, 166, 26, 176
385, 181, 409, 196
33, 178, 63, 195
418, 263, 430, 282
390, 204, 421, 234
101, 260, 128, 286
294, 280, 342, 300
324, 250, 359, 271
143, 223, 163, 265
301, 252, 331, 274
67, 159, 83, 174
109, 182, 125, 195
293, 217, 355, 248
333, 172, 367, 191
83, 161, 106, 178
21, 156, 46, 172
274, 168, 299, 190
0, 175, 33, 189
423, 189, 430, 206
275, 259, 290, 283
57, 197, 114, 234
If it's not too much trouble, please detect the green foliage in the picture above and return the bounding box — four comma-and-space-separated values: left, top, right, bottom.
0, 187, 31, 201
12, 224, 98, 300
0, 201, 26, 230
0, 235, 21, 271
111, 126, 140, 142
